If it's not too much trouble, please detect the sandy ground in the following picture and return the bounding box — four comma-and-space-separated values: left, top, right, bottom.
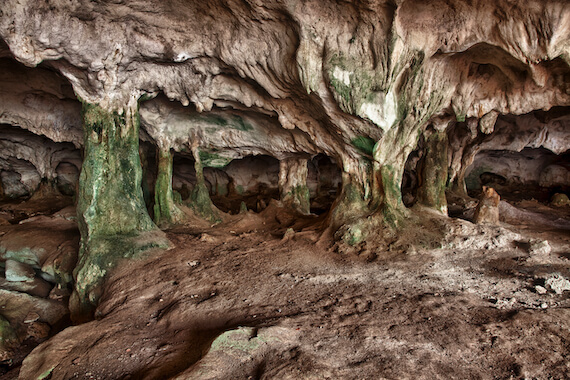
1, 197, 570, 379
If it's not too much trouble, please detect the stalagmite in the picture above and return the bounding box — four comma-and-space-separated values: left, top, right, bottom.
278, 157, 310, 214
188, 142, 222, 223
417, 131, 449, 214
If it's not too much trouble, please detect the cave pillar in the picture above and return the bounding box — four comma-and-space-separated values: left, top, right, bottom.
327, 160, 374, 245
72, 100, 167, 322
375, 162, 407, 226
371, 121, 425, 228
187, 142, 221, 223
278, 157, 310, 214
416, 131, 449, 214
153, 146, 185, 227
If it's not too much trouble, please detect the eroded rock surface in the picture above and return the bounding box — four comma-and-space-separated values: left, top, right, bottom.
0, 0, 569, 378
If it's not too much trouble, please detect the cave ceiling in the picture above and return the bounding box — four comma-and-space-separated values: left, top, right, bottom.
0, 0, 568, 170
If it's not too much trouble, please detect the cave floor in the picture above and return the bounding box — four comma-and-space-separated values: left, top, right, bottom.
2, 199, 570, 379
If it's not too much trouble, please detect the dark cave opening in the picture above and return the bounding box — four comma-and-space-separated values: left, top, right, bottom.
0, 163, 40, 200
207, 155, 280, 214
55, 162, 80, 197
167, 152, 343, 216
0, 124, 81, 202
465, 147, 570, 204
169, 153, 282, 214
308, 154, 342, 215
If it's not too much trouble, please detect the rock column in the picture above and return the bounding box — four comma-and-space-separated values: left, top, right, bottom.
153, 146, 184, 227
73, 100, 167, 321
188, 142, 221, 223
417, 131, 449, 214
278, 157, 310, 214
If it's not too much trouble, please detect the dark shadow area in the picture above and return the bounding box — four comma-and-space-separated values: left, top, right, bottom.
209, 155, 280, 214
308, 154, 342, 215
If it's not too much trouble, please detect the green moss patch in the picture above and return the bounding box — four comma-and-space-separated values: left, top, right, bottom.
351, 136, 376, 156
198, 151, 233, 169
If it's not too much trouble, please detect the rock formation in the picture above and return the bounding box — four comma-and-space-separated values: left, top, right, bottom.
473, 185, 500, 224
0, 0, 569, 378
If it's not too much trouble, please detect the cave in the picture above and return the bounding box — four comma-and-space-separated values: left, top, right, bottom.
466, 147, 569, 201
0, 1, 570, 379
206, 155, 281, 214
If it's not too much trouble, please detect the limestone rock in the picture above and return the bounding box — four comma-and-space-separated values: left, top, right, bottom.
4, 259, 35, 282
474, 187, 500, 225
0, 0, 568, 378
0, 289, 68, 327
0, 288, 68, 364
449, 111, 570, 193
0, 276, 53, 298
0, 215, 79, 286
171, 327, 300, 380
528, 240, 552, 256
540, 165, 570, 188
545, 274, 570, 295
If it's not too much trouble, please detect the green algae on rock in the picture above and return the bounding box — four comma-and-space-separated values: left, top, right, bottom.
74, 100, 168, 321
154, 147, 185, 227
187, 143, 223, 224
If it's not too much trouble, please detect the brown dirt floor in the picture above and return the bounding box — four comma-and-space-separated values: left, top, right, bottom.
1, 198, 570, 379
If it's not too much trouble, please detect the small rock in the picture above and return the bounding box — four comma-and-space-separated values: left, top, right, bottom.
535, 285, 547, 295
528, 240, 551, 256
495, 297, 517, 309
24, 312, 40, 323
187, 260, 200, 267
545, 274, 570, 294
26, 321, 50, 340
282, 228, 295, 241
5, 259, 35, 282
200, 233, 216, 243
49, 285, 71, 300
550, 193, 570, 207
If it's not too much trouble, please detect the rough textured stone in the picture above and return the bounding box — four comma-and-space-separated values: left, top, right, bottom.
474, 186, 500, 225
0, 0, 567, 230
279, 157, 310, 214
153, 147, 185, 227
0, 215, 79, 286
551, 193, 570, 207
0, 276, 53, 298
0, 2, 569, 373
546, 274, 570, 295
171, 327, 300, 380
4, 259, 35, 282
449, 110, 570, 194
416, 131, 448, 214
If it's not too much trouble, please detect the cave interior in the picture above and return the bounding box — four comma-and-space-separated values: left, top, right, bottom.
0, 1, 569, 379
